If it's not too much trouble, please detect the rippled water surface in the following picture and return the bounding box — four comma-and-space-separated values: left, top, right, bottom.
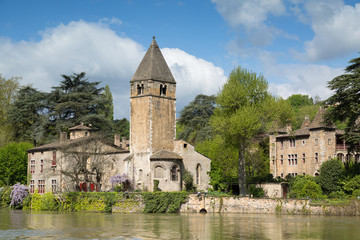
1, 209, 360, 239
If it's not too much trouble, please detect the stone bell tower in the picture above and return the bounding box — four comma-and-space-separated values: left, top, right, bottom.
130, 37, 177, 190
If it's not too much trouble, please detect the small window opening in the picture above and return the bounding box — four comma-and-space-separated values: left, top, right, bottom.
183, 143, 187, 148
137, 84, 144, 95
171, 165, 179, 181
160, 84, 167, 96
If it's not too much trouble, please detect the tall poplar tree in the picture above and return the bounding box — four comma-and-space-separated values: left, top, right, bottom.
103, 85, 114, 122
211, 67, 289, 195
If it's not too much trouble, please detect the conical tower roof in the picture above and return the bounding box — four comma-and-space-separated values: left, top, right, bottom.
131, 37, 176, 83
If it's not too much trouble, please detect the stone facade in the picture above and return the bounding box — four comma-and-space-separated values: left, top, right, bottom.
27, 38, 211, 193
269, 108, 357, 178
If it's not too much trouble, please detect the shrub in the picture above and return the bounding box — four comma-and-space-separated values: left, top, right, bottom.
319, 159, 344, 194
183, 170, 194, 192
289, 175, 323, 199
153, 180, 160, 192
142, 192, 188, 213
0, 186, 11, 208
248, 185, 265, 198
110, 174, 131, 191
342, 175, 360, 194
10, 183, 28, 208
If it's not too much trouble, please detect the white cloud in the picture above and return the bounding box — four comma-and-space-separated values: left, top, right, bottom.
0, 20, 226, 118
295, 0, 360, 61
212, 0, 286, 46
267, 63, 343, 100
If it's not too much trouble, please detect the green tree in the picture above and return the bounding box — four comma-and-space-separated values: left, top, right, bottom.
325, 55, 360, 151
210, 67, 285, 194
113, 118, 130, 139
103, 85, 114, 122
319, 159, 344, 194
177, 94, 216, 145
8, 86, 48, 145
196, 135, 238, 192
0, 75, 20, 147
289, 175, 323, 199
48, 72, 112, 133
0, 142, 33, 186
287, 94, 314, 108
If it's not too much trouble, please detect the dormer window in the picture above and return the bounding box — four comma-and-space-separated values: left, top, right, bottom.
137, 84, 144, 95
160, 84, 167, 96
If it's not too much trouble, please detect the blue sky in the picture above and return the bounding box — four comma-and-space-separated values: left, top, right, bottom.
1, 0, 360, 119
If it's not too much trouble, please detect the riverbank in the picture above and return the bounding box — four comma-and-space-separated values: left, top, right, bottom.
4, 191, 360, 215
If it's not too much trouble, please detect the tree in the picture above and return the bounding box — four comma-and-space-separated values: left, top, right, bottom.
48, 72, 112, 133
325, 55, 360, 151
58, 135, 114, 192
0, 142, 33, 186
210, 67, 285, 195
103, 85, 114, 122
0, 75, 20, 147
113, 118, 130, 139
8, 86, 48, 145
319, 159, 344, 194
287, 94, 314, 108
196, 135, 238, 192
177, 94, 216, 145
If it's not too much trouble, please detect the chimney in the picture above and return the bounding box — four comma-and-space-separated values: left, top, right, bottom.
60, 132, 68, 143
114, 134, 121, 147
121, 137, 128, 150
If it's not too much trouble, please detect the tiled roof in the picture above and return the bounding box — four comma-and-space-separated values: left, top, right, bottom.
68, 124, 92, 131
130, 37, 176, 84
150, 150, 183, 160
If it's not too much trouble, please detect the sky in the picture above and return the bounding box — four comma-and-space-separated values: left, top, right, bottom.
1, 0, 360, 119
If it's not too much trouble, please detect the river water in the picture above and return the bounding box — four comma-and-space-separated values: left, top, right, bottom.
1, 209, 359, 240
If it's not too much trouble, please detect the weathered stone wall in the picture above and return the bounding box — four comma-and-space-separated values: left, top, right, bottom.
179, 195, 360, 216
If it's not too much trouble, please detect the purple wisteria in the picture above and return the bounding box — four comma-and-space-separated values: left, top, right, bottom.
109, 174, 132, 191
10, 183, 29, 206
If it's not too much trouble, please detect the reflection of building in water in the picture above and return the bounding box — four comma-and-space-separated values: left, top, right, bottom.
269, 108, 357, 178
27, 37, 211, 193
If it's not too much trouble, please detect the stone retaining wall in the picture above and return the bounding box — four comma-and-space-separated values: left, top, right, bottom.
179, 194, 360, 215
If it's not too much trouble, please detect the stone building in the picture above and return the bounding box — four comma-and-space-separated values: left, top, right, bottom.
27, 38, 211, 193
269, 108, 355, 178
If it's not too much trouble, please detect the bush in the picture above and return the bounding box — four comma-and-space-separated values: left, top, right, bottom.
10, 183, 28, 208
248, 185, 265, 198
153, 180, 160, 192
342, 175, 360, 195
319, 159, 344, 194
289, 175, 324, 199
183, 170, 194, 192
142, 192, 188, 213
0, 186, 11, 208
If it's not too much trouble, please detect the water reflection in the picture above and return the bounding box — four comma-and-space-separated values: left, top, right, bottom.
1, 209, 360, 239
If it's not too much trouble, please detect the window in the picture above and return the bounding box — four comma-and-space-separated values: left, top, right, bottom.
196, 164, 201, 185
280, 139, 284, 148
183, 143, 187, 148
52, 151, 56, 167
302, 153, 306, 163
51, 180, 57, 193
30, 180, 35, 194
280, 155, 283, 165
40, 159, 43, 173
171, 165, 179, 181
280, 173, 284, 178
295, 154, 297, 165
139, 169, 143, 181
302, 140, 306, 145
290, 139, 296, 147
160, 84, 167, 96
137, 84, 144, 95
154, 166, 163, 178
315, 139, 318, 146
38, 180, 45, 194
30, 160, 35, 174
288, 154, 297, 166
315, 153, 319, 163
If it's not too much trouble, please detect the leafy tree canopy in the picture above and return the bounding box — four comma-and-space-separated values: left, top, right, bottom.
177, 94, 216, 145
325, 55, 360, 151
0, 142, 33, 186
287, 94, 314, 108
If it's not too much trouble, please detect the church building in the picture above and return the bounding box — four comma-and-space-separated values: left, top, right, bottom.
27, 38, 211, 193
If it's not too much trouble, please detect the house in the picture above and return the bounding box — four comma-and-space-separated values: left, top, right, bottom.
269, 108, 355, 178
27, 37, 211, 193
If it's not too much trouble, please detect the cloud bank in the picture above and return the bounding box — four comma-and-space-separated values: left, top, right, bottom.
0, 20, 227, 118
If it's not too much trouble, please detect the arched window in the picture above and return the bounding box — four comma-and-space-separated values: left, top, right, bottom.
337, 153, 344, 162
196, 164, 201, 185
137, 84, 144, 95
171, 165, 179, 181
154, 166, 163, 178
139, 169, 143, 180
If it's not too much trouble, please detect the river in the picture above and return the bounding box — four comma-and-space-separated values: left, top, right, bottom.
1, 209, 359, 239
